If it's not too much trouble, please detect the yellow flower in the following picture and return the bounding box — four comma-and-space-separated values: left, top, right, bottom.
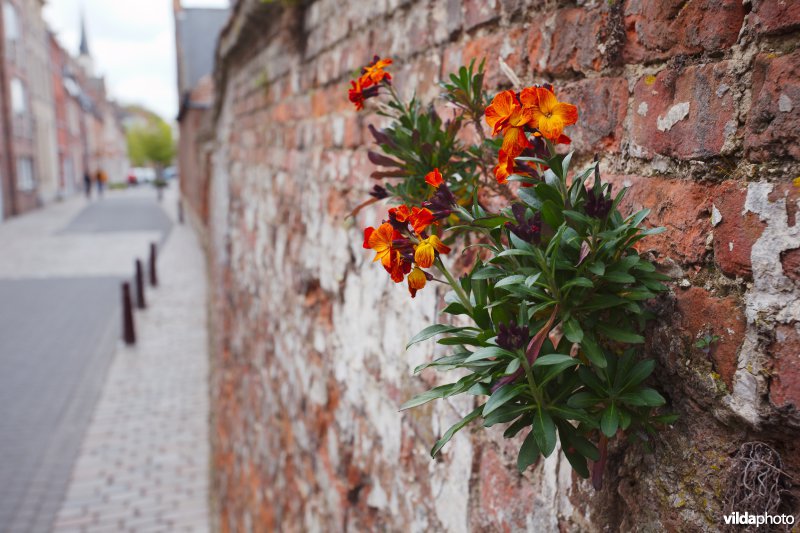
407, 267, 427, 298
414, 235, 451, 268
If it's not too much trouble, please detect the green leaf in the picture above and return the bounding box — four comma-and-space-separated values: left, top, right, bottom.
483, 383, 527, 416
567, 391, 600, 409
580, 334, 607, 368
430, 405, 483, 457
620, 388, 664, 406
618, 360, 656, 391
532, 408, 557, 457
603, 271, 636, 284
400, 383, 455, 410
533, 354, 576, 367
517, 429, 541, 472
562, 277, 593, 291
601, 404, 619, 437
472, 266, 506, 280
587, 261, 605, 276
597, 323, 645, 344
563, 210, 593, 225
472, 215, 514, 229
407, 325, 469, 349
463, 345, 516, 363
494, 274, 527, 289
413, 353, 469, 373
563, 318, 584, 343
564, 447, 590, 479
541, 200, 565, 229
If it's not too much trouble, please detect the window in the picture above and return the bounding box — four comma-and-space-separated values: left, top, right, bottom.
10, 78, 26, 115
3, 2, 19, 41
16, 157, 34, 191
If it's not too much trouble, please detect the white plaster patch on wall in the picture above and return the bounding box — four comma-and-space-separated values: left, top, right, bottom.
778, 93, 793, 113
656, 102, 690, 132
637, 101, 648, 116
711, 204, 722, 227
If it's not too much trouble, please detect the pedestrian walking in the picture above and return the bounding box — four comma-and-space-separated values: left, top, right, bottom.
83, 171, 92, 199
96, 169, 107, 198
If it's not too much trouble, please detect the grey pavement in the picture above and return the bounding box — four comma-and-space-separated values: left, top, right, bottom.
0, 185, 209, 532
51, 217, 210, 533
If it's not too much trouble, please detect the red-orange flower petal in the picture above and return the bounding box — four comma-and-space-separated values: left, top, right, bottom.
425, 168, 443, 188
493, 149, 515, 185
409, 207, 435, 235
363, 57, 393, 84
364, 223, 397, 268
389, 205, 412, 223
485, 90, 518, 136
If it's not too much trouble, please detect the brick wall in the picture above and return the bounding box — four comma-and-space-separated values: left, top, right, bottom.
201, 0, 800, 530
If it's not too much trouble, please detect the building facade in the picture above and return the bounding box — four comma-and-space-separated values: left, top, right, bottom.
173, 0, 229, 224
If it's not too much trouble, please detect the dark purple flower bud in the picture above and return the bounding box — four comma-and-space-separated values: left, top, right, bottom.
505, 203, 542, 244
423, 183, 456, 213
369, 185, 389, 199
497, 321, 529, 351
585, 185, 613, 219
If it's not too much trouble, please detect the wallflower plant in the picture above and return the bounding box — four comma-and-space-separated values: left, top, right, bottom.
350, 56, 675, 487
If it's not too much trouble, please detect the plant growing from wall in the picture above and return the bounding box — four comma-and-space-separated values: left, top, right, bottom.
351, 56, 675, 487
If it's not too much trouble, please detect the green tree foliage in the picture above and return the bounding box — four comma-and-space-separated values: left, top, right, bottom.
126, 115, 175, 169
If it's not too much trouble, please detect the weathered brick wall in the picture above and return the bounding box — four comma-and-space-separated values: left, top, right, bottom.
203, 0, 800, 530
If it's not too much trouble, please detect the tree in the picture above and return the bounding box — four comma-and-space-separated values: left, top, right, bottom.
126, 115, 176, 172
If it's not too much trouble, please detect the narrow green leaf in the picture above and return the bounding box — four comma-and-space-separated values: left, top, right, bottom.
463, 345, 516, 363
597, 323, 645, 344
483, 383, 527, 416
603, 271, 636, 284
430, 405, 483, 457
563, 318, 584, 343
600, 404, 619, 437
407, 325, 469, 349
580, 334, 607, 368
533, 354, 576, 367
494, 274, 527, 289
532, 408, 557, 457
517, 429, 541, 472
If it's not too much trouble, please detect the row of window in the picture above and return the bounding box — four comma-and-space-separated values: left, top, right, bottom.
3, 1, 19, 42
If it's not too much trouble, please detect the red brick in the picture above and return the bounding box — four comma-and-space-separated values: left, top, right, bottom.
781, 248, 800, 282
750, 0, 800, 36
631, 61, 737, 159
623, 0, 744, 63
529, 8, 611, 76
712, 181, 767, 279
464, 0, 500, 30
768, 323, 800, 408
605, 175, 712, 265
559, 77, 628, 153
462, 26, 527, 89
475, 447, 536, 531
745, 51, 800, 162
676, 287, 746, 389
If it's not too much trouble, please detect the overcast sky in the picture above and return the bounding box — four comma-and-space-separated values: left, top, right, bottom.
44, 1, 229, 121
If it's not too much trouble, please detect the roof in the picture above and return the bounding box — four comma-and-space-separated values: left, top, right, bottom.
176, 8, 230, 96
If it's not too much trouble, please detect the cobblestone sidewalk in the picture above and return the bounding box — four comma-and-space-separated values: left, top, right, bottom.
51, 216, 211, 533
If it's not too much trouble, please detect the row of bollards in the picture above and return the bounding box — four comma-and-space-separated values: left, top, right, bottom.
122, 242, 158, 345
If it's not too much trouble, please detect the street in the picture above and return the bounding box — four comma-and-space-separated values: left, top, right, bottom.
0, 186, 210, 532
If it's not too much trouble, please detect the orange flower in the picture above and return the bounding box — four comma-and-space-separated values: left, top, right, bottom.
425, 168, 443, 188
407, 267, 427, 298
485, 90, 534, 154
363, 223, 399, 268
408, 207, 435, 235
388, 205, 412, 223
493, 149, 516, 184
414, 235, 451, 268
362, 57, 393, 85
386, 250, 411, 283
522, 86, 578, 142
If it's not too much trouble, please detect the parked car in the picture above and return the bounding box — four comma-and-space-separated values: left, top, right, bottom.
163, 166, 178, 180
132, 167, 157, 184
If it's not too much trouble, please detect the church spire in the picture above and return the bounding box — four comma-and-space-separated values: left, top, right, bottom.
79, 10, 90, 57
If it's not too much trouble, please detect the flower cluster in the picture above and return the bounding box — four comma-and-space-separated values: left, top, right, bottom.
348, 56, 393, 111
485, 84, 578, 183
363, 169, 455, 297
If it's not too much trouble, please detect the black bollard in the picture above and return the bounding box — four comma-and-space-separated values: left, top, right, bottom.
122, 282, 136, 345
149, 243, 158, 287
135, 259, 146, 309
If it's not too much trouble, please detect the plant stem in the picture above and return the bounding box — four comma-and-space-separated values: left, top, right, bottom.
435, 257, 473, 314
